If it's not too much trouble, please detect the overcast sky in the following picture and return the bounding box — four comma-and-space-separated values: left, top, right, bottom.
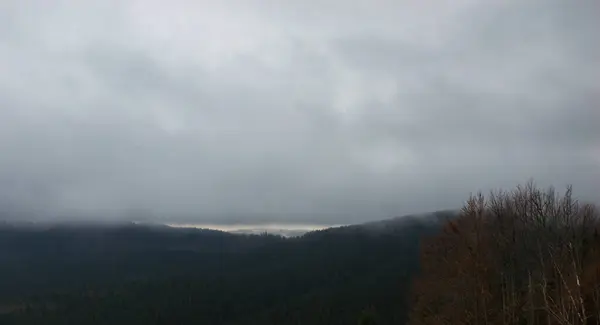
0, 0, 598, 224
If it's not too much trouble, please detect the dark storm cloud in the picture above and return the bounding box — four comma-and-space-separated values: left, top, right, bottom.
0, 0, 598, 224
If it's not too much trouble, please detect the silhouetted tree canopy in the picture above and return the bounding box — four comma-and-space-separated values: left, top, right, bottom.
410, 181, 600, 325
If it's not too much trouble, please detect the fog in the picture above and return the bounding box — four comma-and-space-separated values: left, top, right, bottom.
0, 0, 598, 224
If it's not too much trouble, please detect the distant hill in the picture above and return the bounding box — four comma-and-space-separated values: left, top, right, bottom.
0, 211, 452, 325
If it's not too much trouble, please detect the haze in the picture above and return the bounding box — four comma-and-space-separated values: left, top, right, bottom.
0, 0, 598, 225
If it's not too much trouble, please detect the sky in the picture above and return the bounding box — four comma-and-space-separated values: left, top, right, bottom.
0, 0, 598, 225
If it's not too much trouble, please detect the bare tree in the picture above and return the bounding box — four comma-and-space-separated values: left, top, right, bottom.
409, 181, 600, 325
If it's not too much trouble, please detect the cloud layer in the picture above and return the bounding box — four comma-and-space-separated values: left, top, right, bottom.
0, 0, 598, 224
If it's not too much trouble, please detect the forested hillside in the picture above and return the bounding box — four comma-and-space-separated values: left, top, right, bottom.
0, 211, 452, 325
3, 182, 596, 325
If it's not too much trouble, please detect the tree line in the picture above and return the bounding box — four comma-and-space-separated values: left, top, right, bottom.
410, 181, 600, 325
2, 180, 597, 324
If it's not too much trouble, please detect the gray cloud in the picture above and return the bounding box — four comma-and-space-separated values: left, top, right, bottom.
0, 0, 598, 224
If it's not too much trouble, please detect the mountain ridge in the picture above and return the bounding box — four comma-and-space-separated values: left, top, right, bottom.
0, 210, 451, 324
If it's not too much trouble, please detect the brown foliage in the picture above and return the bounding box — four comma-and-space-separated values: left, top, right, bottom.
409, 181, 600, 325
